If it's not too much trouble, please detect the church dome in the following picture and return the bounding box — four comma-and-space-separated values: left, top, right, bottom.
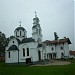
15, 27, 26, 31
14, 26, 27, 40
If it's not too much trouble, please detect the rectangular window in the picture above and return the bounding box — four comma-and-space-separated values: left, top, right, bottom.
8, 52, 10, 58
27, 48, 29, 56
23, 48, 25, 57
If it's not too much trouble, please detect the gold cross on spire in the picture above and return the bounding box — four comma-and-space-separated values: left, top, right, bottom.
35, 11, 37, 17
19, 21, 21, 26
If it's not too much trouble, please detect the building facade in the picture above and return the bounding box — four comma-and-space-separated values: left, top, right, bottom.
5, 14, 71, 63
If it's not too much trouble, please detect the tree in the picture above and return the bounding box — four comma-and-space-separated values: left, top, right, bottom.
0, 31, 9, 56
54, 32, 59, 40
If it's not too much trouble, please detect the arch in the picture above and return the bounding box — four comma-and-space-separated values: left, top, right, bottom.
8, 45, 18, 50
21, 44, 29, 48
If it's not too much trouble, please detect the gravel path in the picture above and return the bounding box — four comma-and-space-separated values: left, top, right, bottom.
32, 60, 71, 66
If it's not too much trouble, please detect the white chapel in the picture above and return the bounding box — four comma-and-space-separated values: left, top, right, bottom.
5, 14, 71, 63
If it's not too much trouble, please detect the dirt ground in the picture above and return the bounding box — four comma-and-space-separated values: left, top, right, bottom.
32, 60, 71, 66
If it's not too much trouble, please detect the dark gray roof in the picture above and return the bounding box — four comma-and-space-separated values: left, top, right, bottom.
38, 44, 42, 47
8, 45, 18, 51
16, 38, 21, 44
9, 37, 35, 45
32, 25, 37, 28
15, 27, 25, 31
32, 24, 40, 28
33, 17, 39, 20
22, 38, 35, 43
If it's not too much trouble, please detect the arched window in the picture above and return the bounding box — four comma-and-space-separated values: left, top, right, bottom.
27, 48, 29, 56
20, 31, 21, 36
60, 46, 63, 50
8, 52, 10, 58
51, 47, 54, 51
23, 48, 25, 57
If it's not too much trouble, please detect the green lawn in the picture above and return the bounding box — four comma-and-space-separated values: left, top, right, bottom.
0, 60, 75, 75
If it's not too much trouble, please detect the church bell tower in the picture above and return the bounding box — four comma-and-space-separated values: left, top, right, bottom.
32, 12, 42, 43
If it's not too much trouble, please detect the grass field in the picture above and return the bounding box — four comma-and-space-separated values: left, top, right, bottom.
0, 60, 75, 75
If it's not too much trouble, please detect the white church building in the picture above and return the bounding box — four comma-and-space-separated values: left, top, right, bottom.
5, 14, 71, 63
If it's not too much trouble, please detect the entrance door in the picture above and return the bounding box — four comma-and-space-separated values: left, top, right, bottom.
38, 50, 41, 60
26, 58, 31, 64
50, 54, 52, 59
61, 53, 64, 58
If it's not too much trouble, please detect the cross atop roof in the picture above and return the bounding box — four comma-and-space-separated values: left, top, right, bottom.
35, 11, 37, 17
19, 21, 21, 26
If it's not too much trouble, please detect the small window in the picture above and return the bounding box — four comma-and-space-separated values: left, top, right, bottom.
23, 48, 25, 57
8, 52, 10, 58
51, 47, 54, 51
27, 48, 29, 56
12, 41, 14, 43
60, 46, 63, 50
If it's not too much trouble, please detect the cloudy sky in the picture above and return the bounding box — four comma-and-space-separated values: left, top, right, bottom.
0, 0, 74, 50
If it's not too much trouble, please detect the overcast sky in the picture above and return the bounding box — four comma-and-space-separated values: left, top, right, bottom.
0, 0, 74, 50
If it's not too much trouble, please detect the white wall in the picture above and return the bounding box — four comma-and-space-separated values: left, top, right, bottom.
19, 42, 39, 62
7, 38, 18, 49
5, 50, 18, 63
56, 44, 64, 59
64, 42, 69, 56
